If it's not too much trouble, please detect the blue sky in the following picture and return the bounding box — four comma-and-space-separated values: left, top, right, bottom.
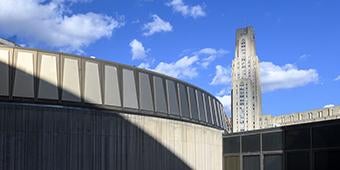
0, 0, 339, 116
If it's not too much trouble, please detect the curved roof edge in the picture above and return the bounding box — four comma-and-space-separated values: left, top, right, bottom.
0, 45, 227, 130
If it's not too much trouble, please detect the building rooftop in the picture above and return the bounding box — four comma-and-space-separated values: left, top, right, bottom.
0, 38, 19, 47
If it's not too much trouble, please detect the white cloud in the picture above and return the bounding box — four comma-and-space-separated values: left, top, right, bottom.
334, 75, 340, 81
141, 47, 227, 79
0, 0, 122, 52
198, 48, 227, 55
138, 62, 150, 69
167, 0, 206, 18
210, 65, 231, 85
129, 39, 148, 60
299, 54, 310, 60
211, 61, 318, 115
198, 48, 228, 68
143, 15, 173, 36
54, 0, 92, 3
200, 55, 216, 68
216, 95, 231, 114
260, 61, 318, 92
154, 55, 199, 79
324, 104, 335, 108
217, 88, 228, 96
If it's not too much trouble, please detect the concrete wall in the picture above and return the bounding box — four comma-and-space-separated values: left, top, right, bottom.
124, 113, 223, 170
0, 102, 222, 170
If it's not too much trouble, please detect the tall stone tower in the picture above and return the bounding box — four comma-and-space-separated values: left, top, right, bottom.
231, 26, 262, 132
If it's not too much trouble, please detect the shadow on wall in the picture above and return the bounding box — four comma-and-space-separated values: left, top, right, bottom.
0, 61, 192, 170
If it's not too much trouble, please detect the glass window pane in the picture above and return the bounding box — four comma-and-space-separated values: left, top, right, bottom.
153, 76, 167, 114
262, 132, 283, 151
224, 156, 240, 170
188, 87, 199, 120
285, 127, 310, 150
122, 69, 138, 109
243, 155, 260, 170
264, 154, 282, 170
139, 72, 153, 111
223, 136, 240, 154
314, 150, 340, 170
178, 83, 190, 118
286, 151, 309, 170
166, 80, 180, 116
242, 134, 260, 153
312, 124, 340, 148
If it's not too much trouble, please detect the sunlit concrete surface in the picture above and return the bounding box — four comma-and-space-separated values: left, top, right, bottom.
124, 114, 222, 170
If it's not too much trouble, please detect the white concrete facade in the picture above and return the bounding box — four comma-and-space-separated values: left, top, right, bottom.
124, 113, 223, 170
260, 106, 340, 128
231, 27, 262, 132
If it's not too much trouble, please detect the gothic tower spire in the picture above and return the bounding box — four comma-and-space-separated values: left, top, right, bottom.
231, 26, 262, 132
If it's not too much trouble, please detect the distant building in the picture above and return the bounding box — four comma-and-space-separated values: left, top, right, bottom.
223, 116, 233, 133
0, 38, 19, 47
260, 105, 340, 128
229, 27, 340, 133
231, 26, 262, 132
